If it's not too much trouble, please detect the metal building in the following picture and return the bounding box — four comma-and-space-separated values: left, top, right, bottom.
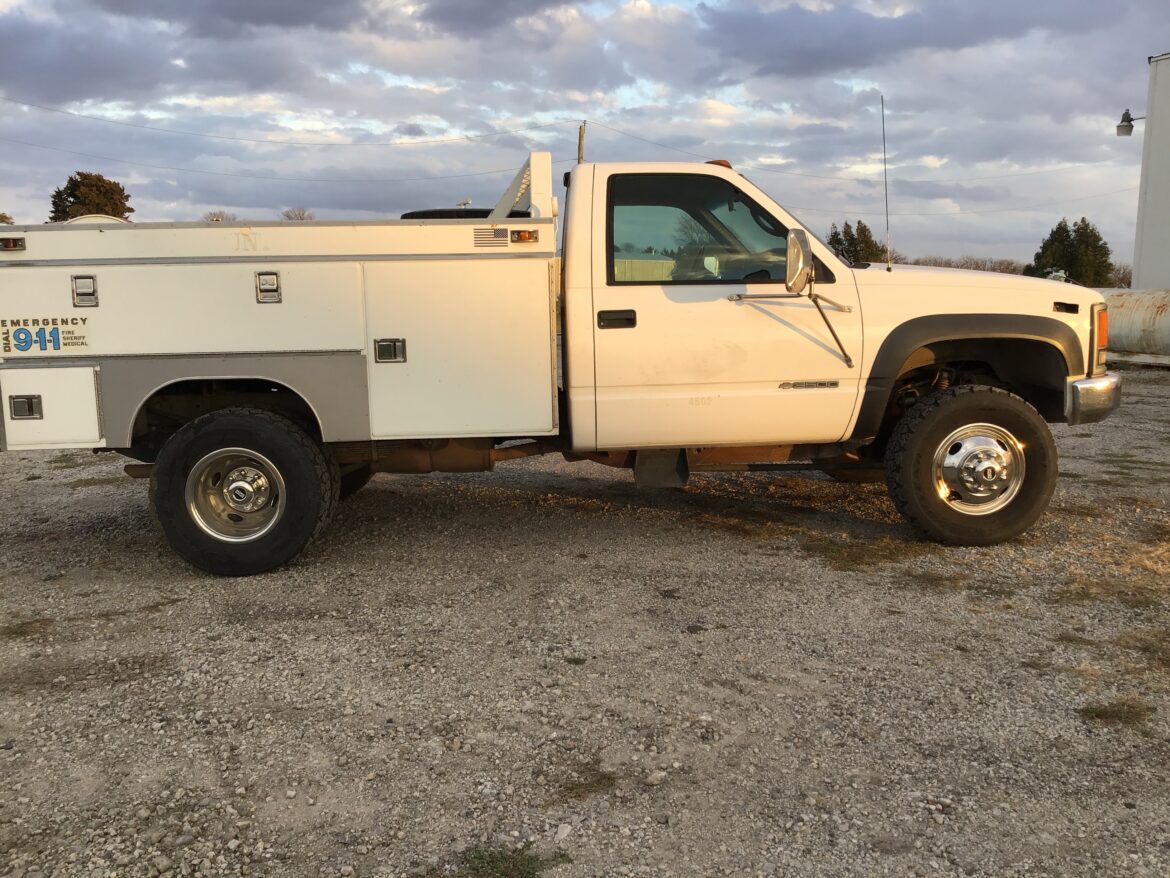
1133, 52, 1170, 290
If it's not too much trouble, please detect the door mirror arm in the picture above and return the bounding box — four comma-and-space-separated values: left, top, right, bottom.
790, 229, 854, 367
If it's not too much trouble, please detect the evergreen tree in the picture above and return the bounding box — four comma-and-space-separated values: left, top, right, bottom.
1023, 218, 1074, 279
841, 221, 858, 263
49, 172, 134, 222
1070, 217, 1114, 287
1023, 217, 1114, 286
827, 219, 890, 264
852, 219, 885, 263
826, 223, 845, 258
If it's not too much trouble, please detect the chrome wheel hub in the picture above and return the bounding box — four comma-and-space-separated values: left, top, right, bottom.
932, 424, 1024, 515
185, 448, 285, 543
223, 467, 271, 513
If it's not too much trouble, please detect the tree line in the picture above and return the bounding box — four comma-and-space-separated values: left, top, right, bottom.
824, 217, 1127, 288
1, 171, 316, 225
0, 170, 1133, 287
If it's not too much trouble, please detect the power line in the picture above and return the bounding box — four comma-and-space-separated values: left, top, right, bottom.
584, 119, 1102, 185
0, 118, 1137, 217
744, 161, 1096, 184
0, 136, 573, 183
584, 120, 713, 161
585, 118, 872, 180
1, 97, 1112, 187
0, 95, 577, 147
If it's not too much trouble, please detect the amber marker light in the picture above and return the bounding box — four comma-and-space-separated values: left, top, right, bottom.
1096, 307, 1109, 369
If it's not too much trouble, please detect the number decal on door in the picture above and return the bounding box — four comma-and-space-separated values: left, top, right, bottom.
12, 327, 61, 352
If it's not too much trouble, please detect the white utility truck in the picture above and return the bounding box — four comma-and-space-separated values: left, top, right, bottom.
0, 153, 1120, 575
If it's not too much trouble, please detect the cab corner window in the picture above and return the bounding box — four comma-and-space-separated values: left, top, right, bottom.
608, 174, 790, 285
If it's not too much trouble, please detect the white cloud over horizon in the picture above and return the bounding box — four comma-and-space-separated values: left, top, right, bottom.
0, 0, 1164, 264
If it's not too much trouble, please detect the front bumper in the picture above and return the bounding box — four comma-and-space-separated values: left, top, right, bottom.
1065, 372, 1122, 425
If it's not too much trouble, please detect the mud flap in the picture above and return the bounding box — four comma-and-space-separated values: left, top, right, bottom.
634, 449, 689, 488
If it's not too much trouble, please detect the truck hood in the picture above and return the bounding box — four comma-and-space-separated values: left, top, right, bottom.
847, 263, 1104, 307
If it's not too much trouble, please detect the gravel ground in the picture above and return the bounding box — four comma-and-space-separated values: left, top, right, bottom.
2, 370, 1169, 878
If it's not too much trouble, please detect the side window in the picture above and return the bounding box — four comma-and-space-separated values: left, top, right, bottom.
608, 173, 789, 285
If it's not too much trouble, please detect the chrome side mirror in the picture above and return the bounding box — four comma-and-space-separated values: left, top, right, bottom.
785, 229, 814, 294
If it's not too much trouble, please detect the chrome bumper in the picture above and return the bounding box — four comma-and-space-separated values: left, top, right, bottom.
1065, 372, 1122, 425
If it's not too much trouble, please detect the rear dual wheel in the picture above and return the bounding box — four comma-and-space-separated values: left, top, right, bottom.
885, 385, 1058, 545
151, 408, 339, 576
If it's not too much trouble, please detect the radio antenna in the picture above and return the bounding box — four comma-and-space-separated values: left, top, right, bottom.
881, 94, 892, 272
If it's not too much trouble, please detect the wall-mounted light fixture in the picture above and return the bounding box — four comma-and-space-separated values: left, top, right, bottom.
1117, 108, 1146, 136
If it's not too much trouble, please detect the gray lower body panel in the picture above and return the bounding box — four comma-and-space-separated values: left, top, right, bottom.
95, 351, 370, 446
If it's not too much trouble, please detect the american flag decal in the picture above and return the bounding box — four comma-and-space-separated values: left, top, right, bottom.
473, 227, 509, 247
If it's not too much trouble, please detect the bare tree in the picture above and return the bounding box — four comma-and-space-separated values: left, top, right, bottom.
1109, 263, 1132, 289
202, 210, 238, 223
672, 214, 715, 249
911, 255, 1026, 275
280, 207, 316, 221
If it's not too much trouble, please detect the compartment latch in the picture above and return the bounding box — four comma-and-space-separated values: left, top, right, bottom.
72, 275, 98, 307
9, 395, 43, 420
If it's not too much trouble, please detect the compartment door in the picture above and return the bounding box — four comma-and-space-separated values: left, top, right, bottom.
363, 258, 558, 439
1, 366, 103, 450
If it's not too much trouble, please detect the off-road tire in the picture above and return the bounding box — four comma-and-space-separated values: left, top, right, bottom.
150, 408, 339, 576
339, 465, 374, 500
884, 385, 1057, 545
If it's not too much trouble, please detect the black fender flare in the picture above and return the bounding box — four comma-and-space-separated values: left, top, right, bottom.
849, 313, 1083, 441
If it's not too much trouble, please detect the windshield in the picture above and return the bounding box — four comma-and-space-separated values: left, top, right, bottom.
738, 175, 851, 267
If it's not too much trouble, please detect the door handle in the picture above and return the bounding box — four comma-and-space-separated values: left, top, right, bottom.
597, 309, 637, 329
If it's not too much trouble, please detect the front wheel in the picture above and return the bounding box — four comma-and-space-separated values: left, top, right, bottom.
150, 408, 339, 576
884, 385, 1057, 545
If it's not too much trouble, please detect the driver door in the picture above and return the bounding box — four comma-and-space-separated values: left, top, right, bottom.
590, 171, 861, 449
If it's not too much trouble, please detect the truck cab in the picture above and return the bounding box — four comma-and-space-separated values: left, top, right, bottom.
563, 160, 862, 452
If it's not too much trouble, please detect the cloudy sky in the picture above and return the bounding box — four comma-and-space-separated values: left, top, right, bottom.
0, 0, 1166, 263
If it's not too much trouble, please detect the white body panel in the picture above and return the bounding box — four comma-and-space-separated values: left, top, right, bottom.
581, 162, 863, 449
848, 264, 1095, 373
0, 262, 364, 356
1, 203, 558, 447
364, 258, 557, 438
0, 366, 103, 449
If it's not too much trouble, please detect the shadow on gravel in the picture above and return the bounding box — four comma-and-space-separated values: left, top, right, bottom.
0, 599, 185, 642
0, 652, 175, 695
421, 844, 570, 878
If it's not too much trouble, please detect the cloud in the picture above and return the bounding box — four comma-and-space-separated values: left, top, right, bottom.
61, 0, 378, 37
0, 0, 1164, 263
696, 0, 1105, 79
417, 0, 574, 36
